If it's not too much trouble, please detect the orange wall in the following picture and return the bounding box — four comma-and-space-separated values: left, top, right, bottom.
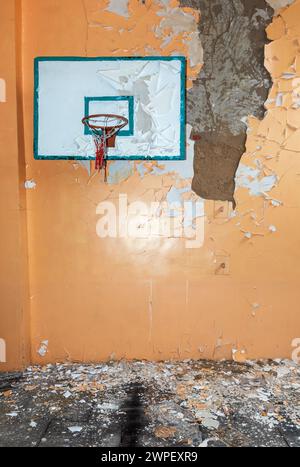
0, 0, 30, 371
1, 0, 300, 369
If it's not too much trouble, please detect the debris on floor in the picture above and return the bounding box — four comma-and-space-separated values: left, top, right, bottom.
0, 360, 299, 447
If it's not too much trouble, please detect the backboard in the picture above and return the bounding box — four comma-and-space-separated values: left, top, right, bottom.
34, 56, 186, 161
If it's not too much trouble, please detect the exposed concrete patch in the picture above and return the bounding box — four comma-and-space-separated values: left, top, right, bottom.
232, 0, 300, 238
80, 0, 204, 235
0, 78, 6, 103
192, 131, 246, 205
107, 127, 203, 219
105, 126, 205, 241
180, 0, 274, 204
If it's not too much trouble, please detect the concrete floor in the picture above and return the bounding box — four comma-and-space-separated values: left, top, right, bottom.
0, 360, 299, 447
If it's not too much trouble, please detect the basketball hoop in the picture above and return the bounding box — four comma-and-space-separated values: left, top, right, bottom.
82, 114, 128, 180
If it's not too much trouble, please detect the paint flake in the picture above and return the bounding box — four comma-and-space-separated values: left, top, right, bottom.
0, 78, 6, 103
37, 340, 48, 357
25, 180, 37, 190
105, 0, 129, 18
68, 426, 83, 433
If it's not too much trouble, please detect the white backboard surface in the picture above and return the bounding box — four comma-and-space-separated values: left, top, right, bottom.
34, 57, 186, 160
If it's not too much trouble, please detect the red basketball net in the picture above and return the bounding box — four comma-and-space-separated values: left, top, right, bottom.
93, 132, 107, 172
82, 115, 128, 181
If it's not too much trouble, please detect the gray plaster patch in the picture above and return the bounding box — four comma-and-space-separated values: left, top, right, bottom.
180, 0, 274, 203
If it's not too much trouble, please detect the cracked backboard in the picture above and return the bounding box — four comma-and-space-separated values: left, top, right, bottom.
34, 56, 186, 161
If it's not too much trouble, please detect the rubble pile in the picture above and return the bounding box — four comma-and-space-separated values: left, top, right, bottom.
0, 359, 299, 447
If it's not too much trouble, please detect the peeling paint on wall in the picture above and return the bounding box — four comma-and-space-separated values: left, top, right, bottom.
155, 2, 203, 68
37, 340, 48, 357
82, 0, 203, 88
24, 179, 37, 189
104, 123, 204, 241
234, 0, 300, 238
0, 78, 6, 102
15, 0, 300, 363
